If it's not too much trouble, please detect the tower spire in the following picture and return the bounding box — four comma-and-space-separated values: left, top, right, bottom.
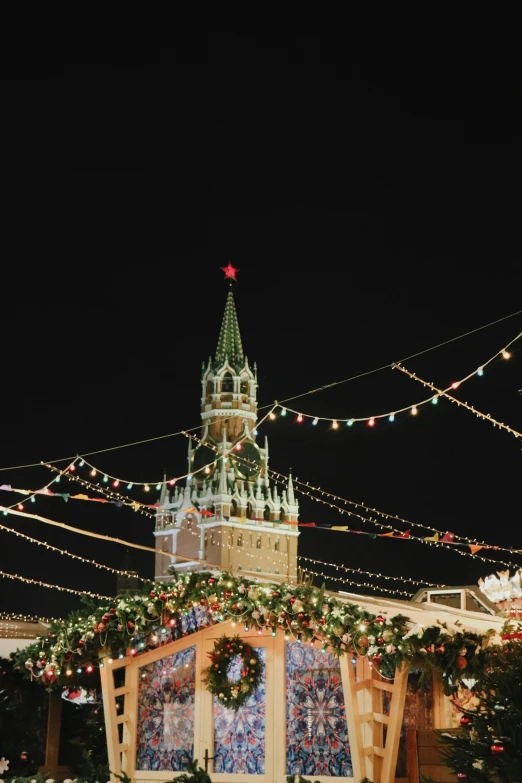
215, 287, 244, 366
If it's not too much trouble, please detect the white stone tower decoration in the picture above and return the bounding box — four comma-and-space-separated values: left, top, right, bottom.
154, 265, 299, 581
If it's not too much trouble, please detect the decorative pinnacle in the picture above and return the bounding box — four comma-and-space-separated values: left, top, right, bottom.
215, 287, 244, 364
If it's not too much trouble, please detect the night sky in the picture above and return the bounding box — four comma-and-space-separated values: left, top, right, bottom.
1, 40, 521, 618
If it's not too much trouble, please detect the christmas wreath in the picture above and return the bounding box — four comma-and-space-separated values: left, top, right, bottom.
203, 635, 263, 710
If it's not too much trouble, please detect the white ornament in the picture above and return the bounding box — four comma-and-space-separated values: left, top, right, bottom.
0, 758, 10, 774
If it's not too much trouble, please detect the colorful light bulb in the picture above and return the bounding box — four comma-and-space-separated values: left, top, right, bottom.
477, 367, 484, 376
297, 414, 303, 423
389, 413, 395, 422
332, 420, 339, 429
368, 418, 375, 427
431, 396, 438, 405
502, 350, 511, 359
411, 406, 418, 415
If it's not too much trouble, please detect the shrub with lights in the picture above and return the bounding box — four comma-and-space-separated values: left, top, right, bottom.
440, 634, 522, 782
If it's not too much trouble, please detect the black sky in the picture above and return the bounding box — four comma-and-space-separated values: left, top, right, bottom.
1, 39, 521, 617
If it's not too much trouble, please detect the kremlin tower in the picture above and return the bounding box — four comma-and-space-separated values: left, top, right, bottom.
154, 267, 299, 581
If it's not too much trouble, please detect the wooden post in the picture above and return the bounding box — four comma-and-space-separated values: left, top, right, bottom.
405, 728, 420, 783
381, 662, 409, 783
39, 691, 71, 781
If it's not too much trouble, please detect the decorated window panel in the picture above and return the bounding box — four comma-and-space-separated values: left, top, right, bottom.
135, 646, 196, 771
286, 642, 352, 778
213, 647, 267, 775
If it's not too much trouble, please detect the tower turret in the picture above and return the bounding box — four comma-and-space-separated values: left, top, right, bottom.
154, 267, 299, 582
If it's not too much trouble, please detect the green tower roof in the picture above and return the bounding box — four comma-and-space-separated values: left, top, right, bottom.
215, 288, 244, 366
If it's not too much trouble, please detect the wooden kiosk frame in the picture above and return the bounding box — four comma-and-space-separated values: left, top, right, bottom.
100, 621, 408, 783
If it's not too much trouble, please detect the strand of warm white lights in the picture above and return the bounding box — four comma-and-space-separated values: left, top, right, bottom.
66, 406, 277, 489
298, 555, 443, 588
0, 521, 149, 582
160, 518, 421, 596
3, 461, 77, 512
266, 332, 520, 426
303, 568, 413, 597
0, 570, 112, 600
61, 450, 442, 591
183, 430, 522, 569
396, 364, 522, 441
0, 612, 59, 624
271, 470, 522, 561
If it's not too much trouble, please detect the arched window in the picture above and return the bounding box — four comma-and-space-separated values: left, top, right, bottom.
237, 533, 243, 547
256, 536, 262, 549
274, 539, 280, 552
206, 378, 214, 396
231, 499, 238, 517
240, 379, 248, 395
264, 505, 271, 522
222, 373, 233, 393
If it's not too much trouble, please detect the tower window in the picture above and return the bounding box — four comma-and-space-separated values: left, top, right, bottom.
274, 539, 280, 551
240, 380, 248, 394
237, 533, 243, 547
256, 537, 262, 549
222, 373, 234, 393
206, 379, 214, 396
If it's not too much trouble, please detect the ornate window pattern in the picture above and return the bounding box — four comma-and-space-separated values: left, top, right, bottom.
213, 648, 267, 774
136, 646, 196, 771
286, 642, 352, 778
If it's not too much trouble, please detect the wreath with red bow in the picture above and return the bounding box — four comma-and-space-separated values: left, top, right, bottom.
203, 635, 263, 710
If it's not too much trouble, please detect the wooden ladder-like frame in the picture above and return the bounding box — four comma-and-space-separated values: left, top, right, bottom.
347, 658, 409, 783
100, 655, 137, 779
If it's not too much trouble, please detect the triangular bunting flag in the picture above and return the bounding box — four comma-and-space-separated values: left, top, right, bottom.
469, 545, 484, 555
441, 531, 455, 543
424, 532, 440, 542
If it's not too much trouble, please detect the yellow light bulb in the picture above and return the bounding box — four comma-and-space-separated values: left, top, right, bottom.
411, 406, 418, 415
269, 412, 276, 420
332, 420, 339, 429
502, 350, 511, 359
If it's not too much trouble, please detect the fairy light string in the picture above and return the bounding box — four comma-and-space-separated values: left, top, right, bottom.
0, 520, 149, 582
0, 570, 112, 600
395, 363, 522, 441
266, 330, 521, 426
182, 428, 522, 568
0, 612, 59, 624
41, 459, 444, 594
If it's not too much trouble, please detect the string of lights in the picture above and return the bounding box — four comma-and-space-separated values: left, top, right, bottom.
257, 309, 522, 411
0, 423, 204, 473
0, 569, 112, 600
297, 555, 444, 588
0, 520, 149, 582
271, 469, 522, 561
0, 611, 58, 624
182, 429, 522, 568
302, 567, 414, 597
43, 447, 432, 593
2, 461, 78, 511
66, 406, 277, 489
265, 331, 520, 426
395, 363, 522, 441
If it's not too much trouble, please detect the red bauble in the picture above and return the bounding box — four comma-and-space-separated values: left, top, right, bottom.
319, 618, 326, 625
200, 598, 207, 606
272, 591, 280, 598
208, 577, 216, 585
377, 637, 384, 645
127, 620, 135, 631
224, 591, 232, 599
211, 603, 221, 611
376, 615, 385, 625
455, 656, 467, 670
150, 591, 157, 599
20, 752, 28, 761
97, 622, 107, 633
110, 606, 116, 613
159, 592, 167, 601
302, 620, 309, 628
78, 639, 84, 646
491, 742, 504, 754
373, 654, 382, 663
289, 597, 296, 604
457, 774, 467, 779
298, 612, 304, 619
460, 715, 471, 726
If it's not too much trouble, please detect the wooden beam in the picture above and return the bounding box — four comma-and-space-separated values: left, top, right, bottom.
380, 663, 409, 783
405, 728, 420, 783
116, 713, 130, 724
114, 686, 130, 697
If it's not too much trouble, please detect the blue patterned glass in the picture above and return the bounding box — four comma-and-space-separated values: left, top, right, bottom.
136, 646, 196, 770
286, 642, 352, 777
213, 647, 266, 774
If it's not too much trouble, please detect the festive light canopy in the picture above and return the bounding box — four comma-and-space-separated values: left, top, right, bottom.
13, 569, 507, 695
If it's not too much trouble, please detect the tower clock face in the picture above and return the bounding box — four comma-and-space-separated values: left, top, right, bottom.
232, 440, 262, 480
191, 444, 217, 478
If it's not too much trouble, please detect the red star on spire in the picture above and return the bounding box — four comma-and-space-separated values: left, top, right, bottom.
221, 262, 239, 281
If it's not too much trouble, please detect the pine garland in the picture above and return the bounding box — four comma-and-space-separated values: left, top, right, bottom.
11, 569, 500, 693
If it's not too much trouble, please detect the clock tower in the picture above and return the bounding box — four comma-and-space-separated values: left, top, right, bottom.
154, 269, 299, 581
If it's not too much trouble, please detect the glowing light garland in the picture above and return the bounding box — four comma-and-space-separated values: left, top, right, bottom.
0, 569, 112, 600
0, 611, 59, 624
266, 331, 520, 427
0, 521, 149, 582
182, 429, 522, 570
395, 363, 522, 441
297, 555, 444, 588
